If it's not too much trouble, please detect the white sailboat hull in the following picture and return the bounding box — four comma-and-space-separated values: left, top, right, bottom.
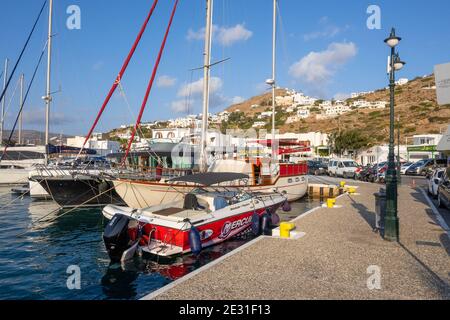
0, 168, 31, 185
113, 175, 307, 209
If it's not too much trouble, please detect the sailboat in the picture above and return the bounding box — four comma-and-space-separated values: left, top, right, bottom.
0, 1, 51, 185
112, 0, 308, 208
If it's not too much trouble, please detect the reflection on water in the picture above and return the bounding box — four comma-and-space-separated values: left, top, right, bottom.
0, 187, 320, 300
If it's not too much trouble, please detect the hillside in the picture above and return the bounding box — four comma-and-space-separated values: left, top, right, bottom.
223, 75, 450, 144
2, 130, 73, 145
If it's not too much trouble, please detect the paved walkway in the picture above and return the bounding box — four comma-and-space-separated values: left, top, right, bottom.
145, 182, 450, 300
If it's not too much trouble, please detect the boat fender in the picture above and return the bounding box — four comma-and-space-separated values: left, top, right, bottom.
251, 211, 261, 235
282, 201, 292, 212
271, 212, 281, 226
261, 213, 271, 236
189, 227, 202, 255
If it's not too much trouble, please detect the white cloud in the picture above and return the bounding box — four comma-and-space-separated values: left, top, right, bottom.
171, 77, 236, 113
171, 100, 189, 113
289, 42, 357, 85
187, 24, 253, 47
22, 108, 75, 125
231, 96, 245, 104
156, 75, 177, 88
333, 93, 351, 101
177, 77, 223, 98
303, 17, 349, 41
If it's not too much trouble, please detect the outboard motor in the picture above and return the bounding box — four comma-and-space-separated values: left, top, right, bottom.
103, 214, 133, 262
189, 226, 202, 255
251, 211, 261, 235
261, 212, 271, 236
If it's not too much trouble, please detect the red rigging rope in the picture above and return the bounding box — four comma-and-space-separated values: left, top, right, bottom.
79, 0, 159, 153
121, 0, 180, 166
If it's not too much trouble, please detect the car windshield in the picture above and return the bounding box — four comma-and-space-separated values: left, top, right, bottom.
343, 161, 358, 167
402, 162, 413, 167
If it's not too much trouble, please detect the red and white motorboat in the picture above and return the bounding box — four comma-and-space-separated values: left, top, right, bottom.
102, 172, 288, 262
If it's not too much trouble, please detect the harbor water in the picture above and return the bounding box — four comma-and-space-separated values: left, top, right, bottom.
0, 186, 319, 300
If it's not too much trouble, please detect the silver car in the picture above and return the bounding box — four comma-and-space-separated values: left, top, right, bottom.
428, 168, 445, 198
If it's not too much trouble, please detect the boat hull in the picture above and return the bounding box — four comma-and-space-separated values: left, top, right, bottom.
113, 175, 307, 209
104, 194, 285, 258
38, 177, 126, 208
0, 168, 30, 185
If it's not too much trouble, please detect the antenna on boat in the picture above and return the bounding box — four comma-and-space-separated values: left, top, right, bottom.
43, 0, 53, 164
199, 0, 214, 173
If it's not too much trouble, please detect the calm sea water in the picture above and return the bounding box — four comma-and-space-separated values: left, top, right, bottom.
0, 186, 319, 300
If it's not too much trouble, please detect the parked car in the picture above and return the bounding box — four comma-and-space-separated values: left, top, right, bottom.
428, 168, 445, 198
307, 160, 327, 176
328, 159, 360, 179
405, 158, 447, 176
400, 162, 414, 175
437, 168, 450, 210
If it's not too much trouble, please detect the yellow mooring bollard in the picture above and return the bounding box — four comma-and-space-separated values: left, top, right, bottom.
347, 187, 356, 194
340, 181, 346, 188
327, 198, 336, 208
280, 222, 295, 238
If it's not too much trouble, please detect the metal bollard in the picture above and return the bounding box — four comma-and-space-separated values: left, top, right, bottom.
374, 188, 386, 235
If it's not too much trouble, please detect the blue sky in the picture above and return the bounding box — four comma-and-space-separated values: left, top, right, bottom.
1, 0, 449, 136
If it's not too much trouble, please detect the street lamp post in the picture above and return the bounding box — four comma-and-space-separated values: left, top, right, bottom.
383, 28, 406, 242
397, 115, 401, 184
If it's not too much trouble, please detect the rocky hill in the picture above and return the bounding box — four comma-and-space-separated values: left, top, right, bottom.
223, 75, 450, 144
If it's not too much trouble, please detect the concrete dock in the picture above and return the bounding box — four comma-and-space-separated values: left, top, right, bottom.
144, 181, 450, 300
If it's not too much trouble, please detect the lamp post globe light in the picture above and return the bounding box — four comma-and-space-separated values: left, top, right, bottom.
383, 28, 406, 242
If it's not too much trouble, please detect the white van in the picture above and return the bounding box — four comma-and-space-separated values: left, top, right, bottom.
328, 158, 360, 178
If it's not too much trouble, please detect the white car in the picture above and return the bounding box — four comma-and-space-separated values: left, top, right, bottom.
428, 168, 445, 198
328, 159, 360, 178
400, 162, 414, 175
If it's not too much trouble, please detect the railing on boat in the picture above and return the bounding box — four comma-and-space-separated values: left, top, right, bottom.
279, 163, 308, 177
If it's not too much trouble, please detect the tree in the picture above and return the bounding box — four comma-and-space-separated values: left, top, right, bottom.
329, 129, 371, 157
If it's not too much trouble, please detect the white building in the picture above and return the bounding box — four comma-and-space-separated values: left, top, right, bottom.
407, 134, 443, 161
275, 95, 294, 107
152, 128, 192, 141
286, 116, 299, 124
351, 91, 374, 98
67, 136, 120, 156
297, 109, 310, 119
359, 145, 408, 166
252, 121, 267, 128
396, 78, 409, 86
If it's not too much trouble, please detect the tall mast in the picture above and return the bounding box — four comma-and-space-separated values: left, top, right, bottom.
200, 0, 213, 172
19, 74, 24, 145
43, 0, 53, 161
271, 0, 277, 159
0, 58, 8, 145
